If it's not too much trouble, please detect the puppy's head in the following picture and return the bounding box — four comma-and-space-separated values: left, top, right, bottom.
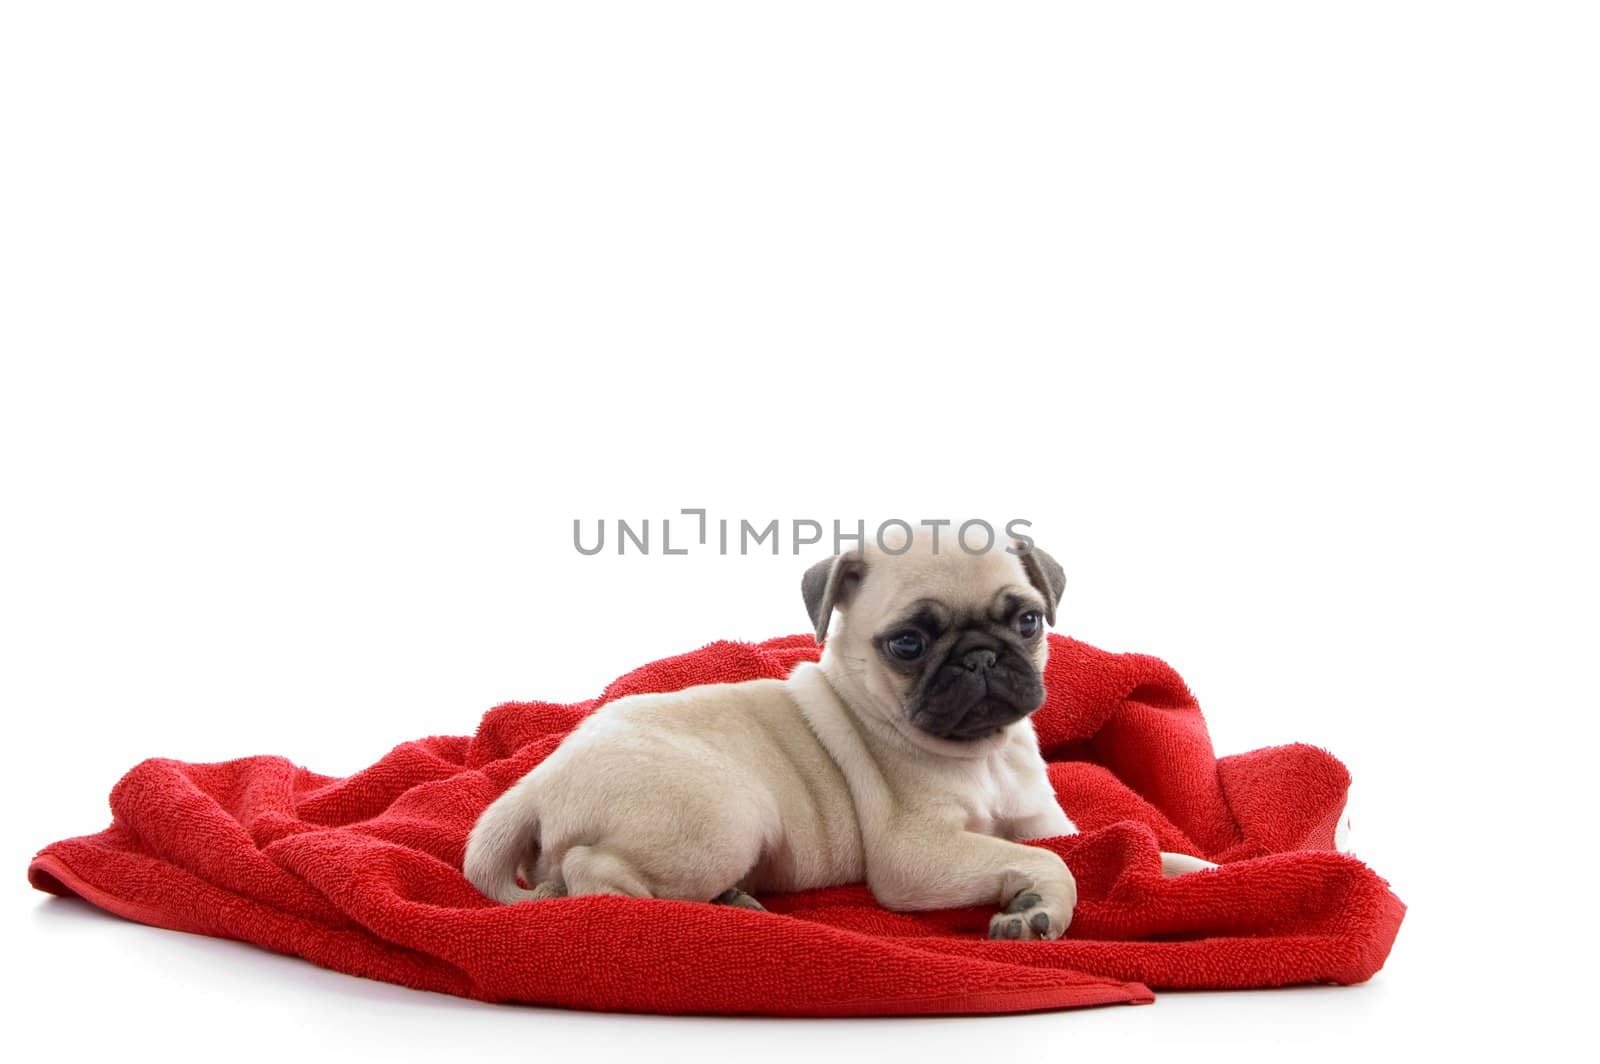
802, 529, 1065, 747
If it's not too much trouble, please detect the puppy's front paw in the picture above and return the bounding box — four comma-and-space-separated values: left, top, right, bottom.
987, 885, 1074, 941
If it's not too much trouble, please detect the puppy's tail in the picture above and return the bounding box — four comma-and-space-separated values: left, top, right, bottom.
463, 780, 557, 904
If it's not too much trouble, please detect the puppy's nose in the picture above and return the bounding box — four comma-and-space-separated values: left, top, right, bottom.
962, 648, 998, 673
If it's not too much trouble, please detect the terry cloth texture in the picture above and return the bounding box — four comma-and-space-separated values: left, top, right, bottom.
29, 634, 1404, 1016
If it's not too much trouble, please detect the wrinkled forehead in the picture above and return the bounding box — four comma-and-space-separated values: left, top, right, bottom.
856, 543, 1037, 620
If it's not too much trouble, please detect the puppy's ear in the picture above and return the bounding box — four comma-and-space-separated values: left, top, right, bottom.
801, 551, 866, 643
1016, 543, 1066, 626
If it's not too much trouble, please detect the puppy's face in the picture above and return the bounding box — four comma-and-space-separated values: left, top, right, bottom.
803, 535, 1065, 747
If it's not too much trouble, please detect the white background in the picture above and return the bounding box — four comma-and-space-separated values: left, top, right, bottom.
3, 2, 1595, 1060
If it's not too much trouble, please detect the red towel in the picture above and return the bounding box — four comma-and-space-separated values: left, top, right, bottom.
28, 634, 1403, 1016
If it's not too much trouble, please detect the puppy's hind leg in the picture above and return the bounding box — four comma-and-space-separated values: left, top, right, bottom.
557, 792, 770, 904
523, 881, 566, 899
559, 845, 656, 898
710, 887, 766, 911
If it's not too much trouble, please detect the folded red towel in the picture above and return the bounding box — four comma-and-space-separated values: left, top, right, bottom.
28, 634, 1404, 1016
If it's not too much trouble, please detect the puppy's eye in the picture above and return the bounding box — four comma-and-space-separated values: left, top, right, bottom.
885, 631, 926, 661
1016, 611, 1042, 638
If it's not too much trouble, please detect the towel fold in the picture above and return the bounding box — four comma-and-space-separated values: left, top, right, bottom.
28, 634, 1403, 1016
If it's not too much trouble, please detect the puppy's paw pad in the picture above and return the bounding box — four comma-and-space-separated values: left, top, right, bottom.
1003, 891, 1040, 914
988, 893, 1068, 941
991, 916, 1025, 939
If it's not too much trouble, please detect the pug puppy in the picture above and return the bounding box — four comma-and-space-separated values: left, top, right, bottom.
465, 530, 1209, 939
